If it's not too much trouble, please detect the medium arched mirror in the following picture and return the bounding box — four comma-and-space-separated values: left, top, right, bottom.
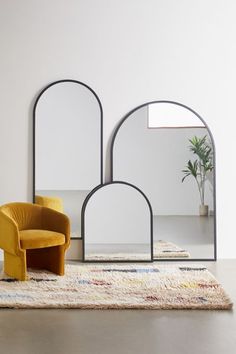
33, 79, 103, 241
82, 182, 153, 262
111, 101, 216, 261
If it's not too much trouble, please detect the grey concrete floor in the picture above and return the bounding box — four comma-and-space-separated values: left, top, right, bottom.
154, 215, 215, 259
0, 260, 235, 354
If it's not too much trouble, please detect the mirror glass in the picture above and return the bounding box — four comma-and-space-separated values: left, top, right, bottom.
83, 183, 153, 261
112, 102, 215, 260
34, 80, 102, 239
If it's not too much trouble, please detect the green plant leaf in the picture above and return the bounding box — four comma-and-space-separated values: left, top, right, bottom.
182, 134, 214, 205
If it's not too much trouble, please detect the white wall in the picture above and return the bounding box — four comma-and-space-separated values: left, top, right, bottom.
0, 0, 236, 258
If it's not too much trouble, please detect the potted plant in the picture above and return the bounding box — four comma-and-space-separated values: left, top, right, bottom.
182, 135, 213, 216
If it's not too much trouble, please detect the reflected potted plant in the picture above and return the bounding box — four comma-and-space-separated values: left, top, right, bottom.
182, 135, 213, 216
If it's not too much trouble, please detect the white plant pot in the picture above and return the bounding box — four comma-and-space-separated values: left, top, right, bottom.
199, 205, 208, 216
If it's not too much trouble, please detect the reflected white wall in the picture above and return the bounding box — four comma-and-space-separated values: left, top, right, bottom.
84, 184, 151, 244
36, 82, 101, 190
113, 107, 213, 215
37, 189, 89, 237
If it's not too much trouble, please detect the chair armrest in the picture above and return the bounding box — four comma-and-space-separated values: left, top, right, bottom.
42, 207, 70, 248
0, 211, 21, 255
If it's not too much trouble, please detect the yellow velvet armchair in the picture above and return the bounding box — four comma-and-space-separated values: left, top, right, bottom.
0, 202, 70, 281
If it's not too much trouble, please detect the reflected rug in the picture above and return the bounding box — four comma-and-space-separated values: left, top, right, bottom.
154, 240, 190, 258
86, 240, 190, 260
0, 264, 232, 309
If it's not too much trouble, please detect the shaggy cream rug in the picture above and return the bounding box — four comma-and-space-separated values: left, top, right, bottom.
0, 264, 232, 310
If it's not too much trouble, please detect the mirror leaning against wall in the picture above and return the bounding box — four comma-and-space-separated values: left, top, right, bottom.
111, 101, 216, 261
82, 182, 153, 262
33, 80, 103, 240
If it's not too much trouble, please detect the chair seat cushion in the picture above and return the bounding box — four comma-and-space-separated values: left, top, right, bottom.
20, 229, 65, 249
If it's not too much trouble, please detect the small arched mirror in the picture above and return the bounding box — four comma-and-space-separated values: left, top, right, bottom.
34, 79, 103, 240
111, 101, 216, 261
82, 182, 153, 262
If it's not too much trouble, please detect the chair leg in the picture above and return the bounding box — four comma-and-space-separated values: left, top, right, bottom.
46, 245, 65, 275
4, 251, 27, 281
26, 245, 65, 276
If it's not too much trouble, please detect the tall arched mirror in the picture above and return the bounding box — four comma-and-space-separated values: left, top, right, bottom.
111, 101, 216, 261
34, 79, 103, 240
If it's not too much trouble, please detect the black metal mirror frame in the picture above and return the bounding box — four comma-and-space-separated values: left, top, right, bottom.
33, 78, 103, 208
81, 181, 154, 263
110, 100, 217, 262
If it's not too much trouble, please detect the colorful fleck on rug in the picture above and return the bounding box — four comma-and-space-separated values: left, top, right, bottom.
86, 240, 190, 260
0, 264, 232, 309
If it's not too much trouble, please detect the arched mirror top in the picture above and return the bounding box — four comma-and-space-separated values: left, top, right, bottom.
33, 79, 103, 119
111, 101, 215, 165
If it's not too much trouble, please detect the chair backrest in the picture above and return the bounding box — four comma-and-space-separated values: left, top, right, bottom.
0, 203, 42, 231
35, 195, 64, 213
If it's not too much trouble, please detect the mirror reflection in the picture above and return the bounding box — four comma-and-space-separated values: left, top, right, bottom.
112, 102, 215, 260
83, 183, 152, 262
34, 80, 102, 239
